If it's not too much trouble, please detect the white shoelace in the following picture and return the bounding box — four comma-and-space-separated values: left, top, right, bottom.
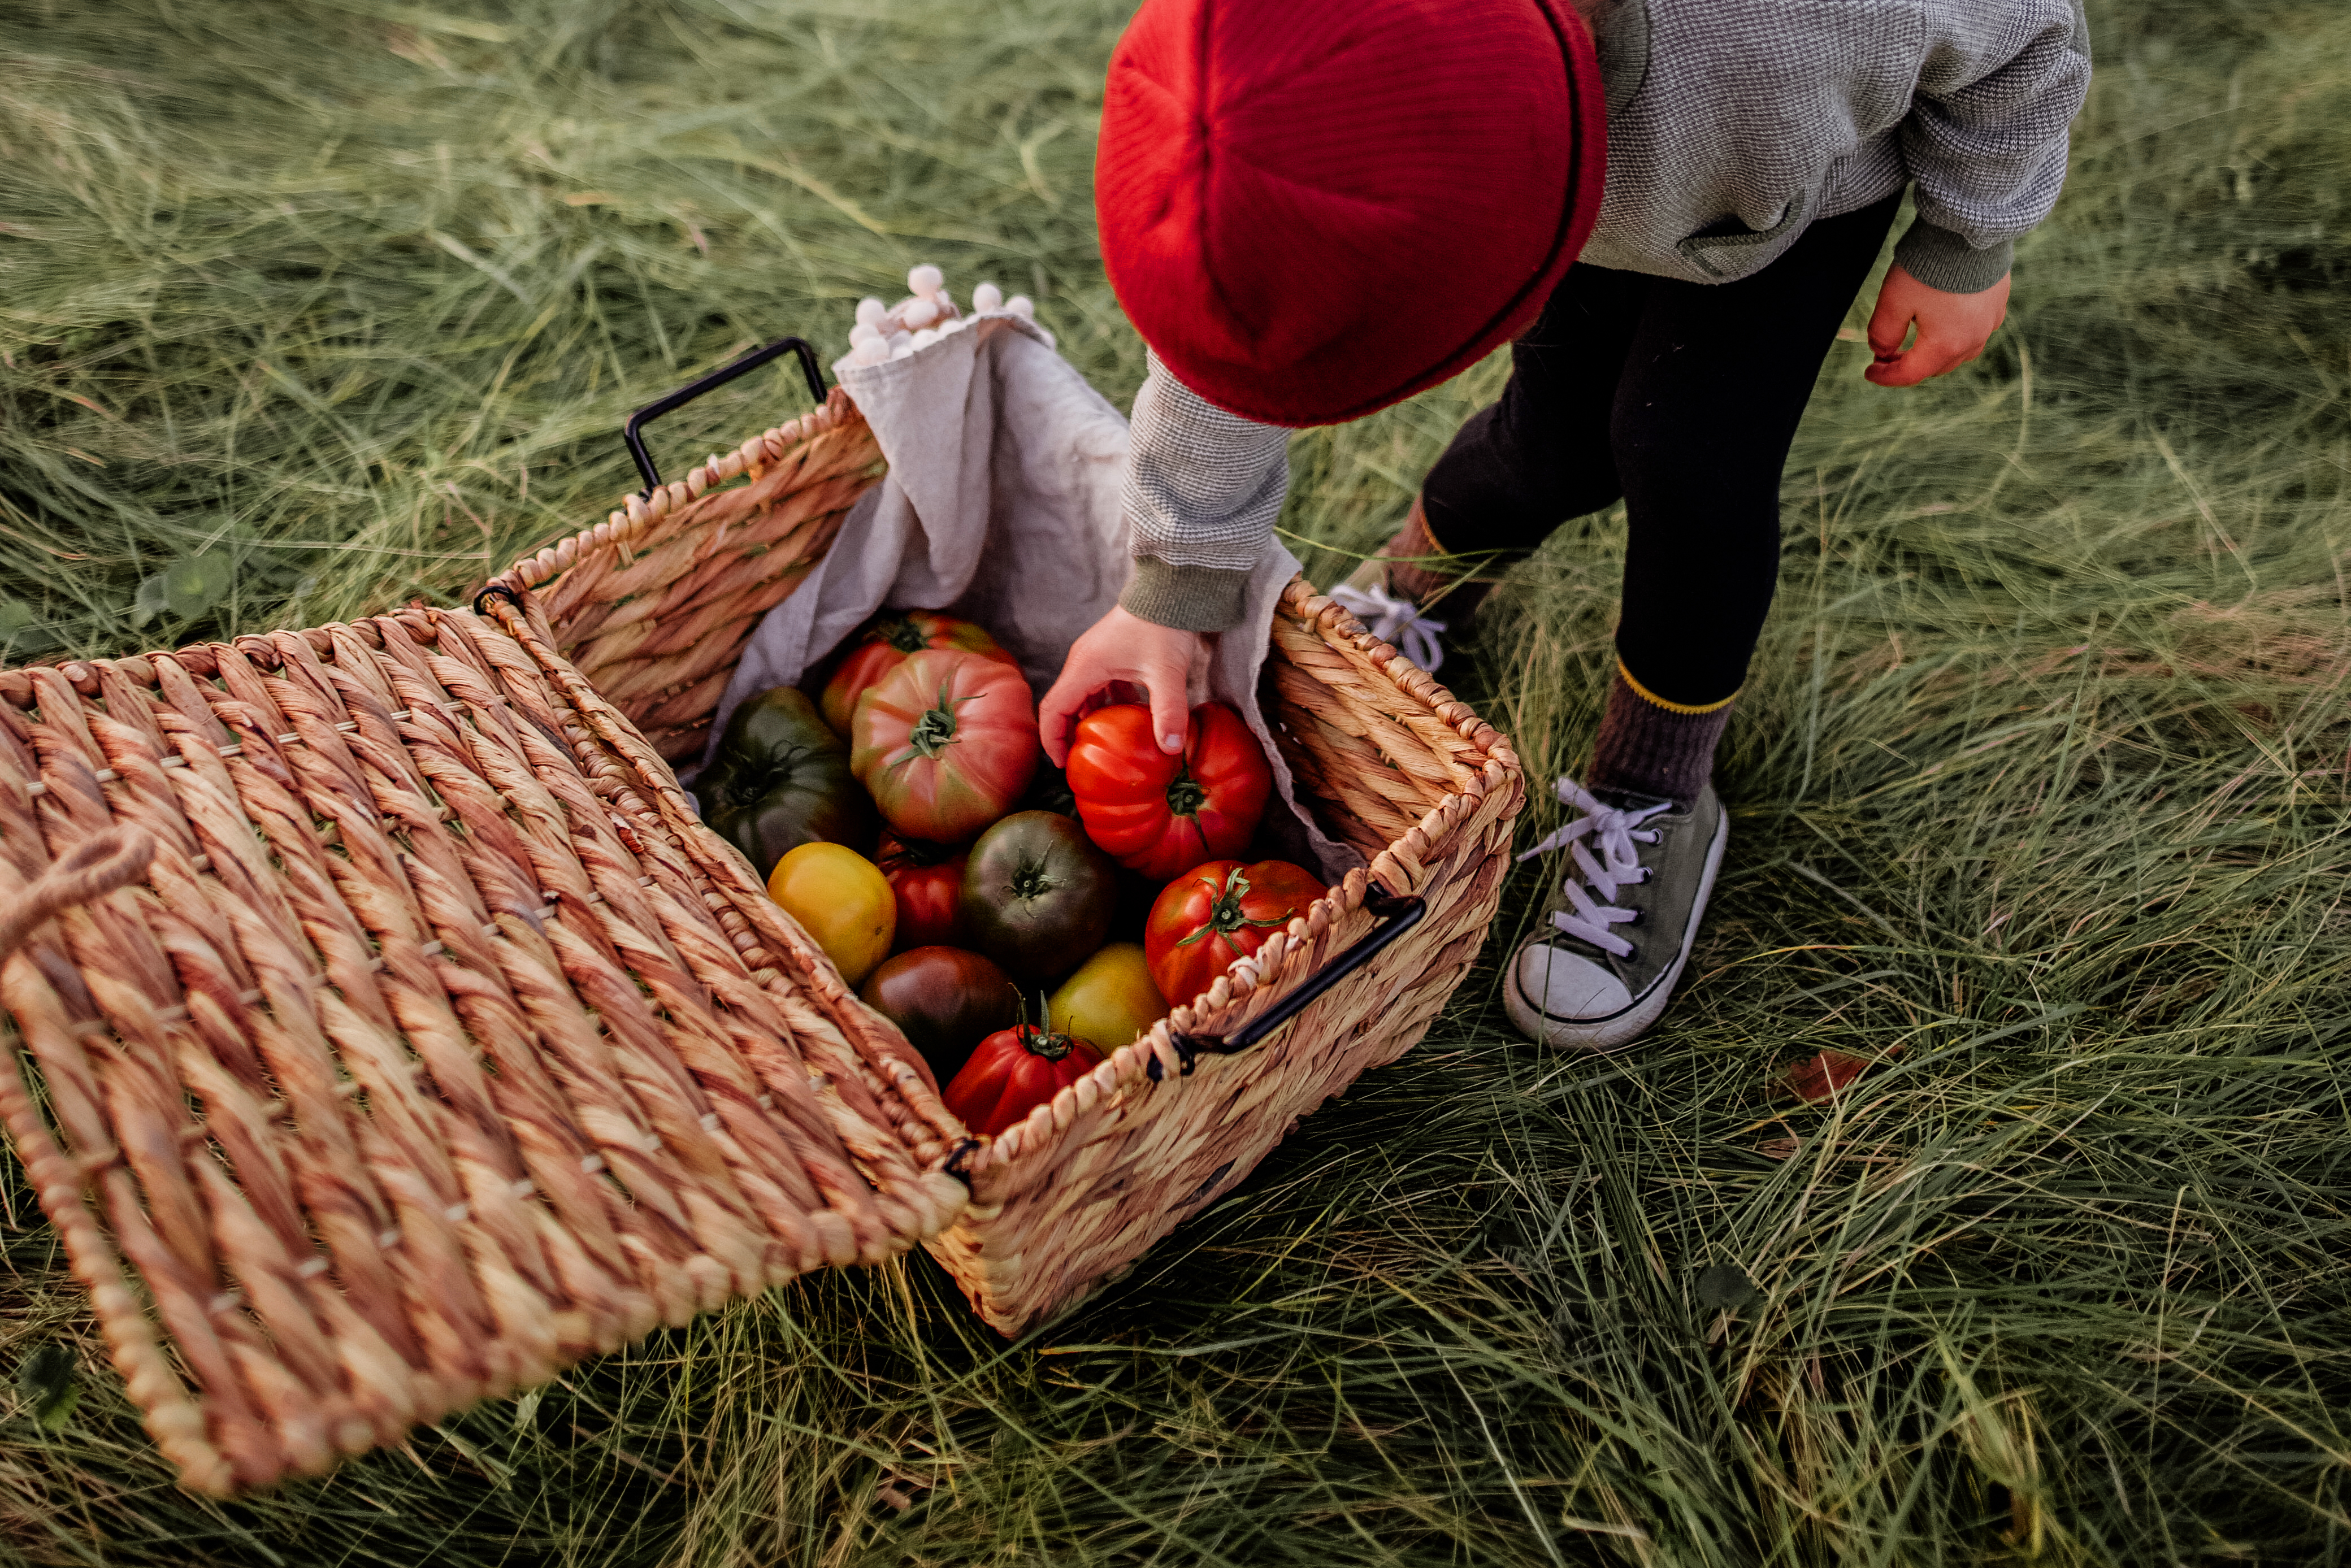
1515, 777, 1669, 959
1329, 582, 1448, 674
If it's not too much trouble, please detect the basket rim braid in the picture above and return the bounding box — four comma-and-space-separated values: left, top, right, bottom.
484, 388, 881, 764
499, 385, 865, 594
0, 601, 962, 1494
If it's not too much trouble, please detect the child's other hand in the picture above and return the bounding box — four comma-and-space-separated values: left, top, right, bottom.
1864, 264, 2010, 388
1038, 606, 1203, 767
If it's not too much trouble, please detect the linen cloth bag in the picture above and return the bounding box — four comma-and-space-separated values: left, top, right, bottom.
705, 313, 1354, 880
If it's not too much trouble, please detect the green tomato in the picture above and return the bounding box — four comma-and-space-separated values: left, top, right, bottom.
701, 687, 876, 878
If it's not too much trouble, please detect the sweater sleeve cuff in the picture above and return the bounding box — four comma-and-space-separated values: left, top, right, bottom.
1892, 219, 2015, 296
1119, 558, 1252, 633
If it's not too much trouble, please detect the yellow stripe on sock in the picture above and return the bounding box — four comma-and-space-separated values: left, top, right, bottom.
1411, 501, 1453, 559
1618, 659, 1737, 716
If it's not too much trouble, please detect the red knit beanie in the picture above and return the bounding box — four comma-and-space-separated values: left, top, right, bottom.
1095, 0, 1607, 428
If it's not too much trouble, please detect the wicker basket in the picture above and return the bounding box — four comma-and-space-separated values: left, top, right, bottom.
0, 364, 1520, 1494
483, 380, 1526, 1336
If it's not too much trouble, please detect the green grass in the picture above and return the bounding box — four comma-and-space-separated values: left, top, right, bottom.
4, 0, 2349, 1562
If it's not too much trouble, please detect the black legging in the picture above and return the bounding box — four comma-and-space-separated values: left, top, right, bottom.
1421, 190, 1905, 708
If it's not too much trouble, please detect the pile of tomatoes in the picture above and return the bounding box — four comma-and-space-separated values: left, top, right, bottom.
701, 609, 1326, 1138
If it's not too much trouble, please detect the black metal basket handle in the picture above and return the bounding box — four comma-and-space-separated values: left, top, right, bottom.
622, 335, 827, 498
1147, 882, 1428, 1081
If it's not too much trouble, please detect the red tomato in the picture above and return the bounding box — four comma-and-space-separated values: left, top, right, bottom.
877, 834, 966, 950
1065, 703, 1273, 880
851, 650, 1039, 842
943, 1021, 1105, 1137
1144, 859, 1325, 1005
819, 610, 1015, 737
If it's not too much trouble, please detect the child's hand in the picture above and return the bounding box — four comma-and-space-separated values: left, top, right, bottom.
1864, 264, 2010, 388
1038, 606, 1203, 767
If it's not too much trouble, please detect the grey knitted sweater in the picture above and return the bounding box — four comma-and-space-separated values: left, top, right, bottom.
1118, 0, 2092, 634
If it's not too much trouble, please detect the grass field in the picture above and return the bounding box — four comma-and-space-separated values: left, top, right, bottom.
5, 0, 2350, 1562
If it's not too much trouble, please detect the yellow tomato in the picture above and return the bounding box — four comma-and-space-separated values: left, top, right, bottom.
1047, 942, 1166, 1051
766, 842, 895, 988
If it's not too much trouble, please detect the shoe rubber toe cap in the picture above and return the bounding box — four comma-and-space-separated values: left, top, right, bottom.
1510, 943, 1632, 1026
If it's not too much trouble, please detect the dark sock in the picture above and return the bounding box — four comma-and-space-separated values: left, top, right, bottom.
1381, 499, 1498, 621
1586, 664, 1732, 805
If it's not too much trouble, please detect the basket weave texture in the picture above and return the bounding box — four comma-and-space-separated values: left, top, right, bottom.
0, 593, 962, 1496
492, 393, 1525, 1337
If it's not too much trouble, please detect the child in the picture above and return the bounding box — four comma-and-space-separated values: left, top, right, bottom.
1040, 0, 2090, 1050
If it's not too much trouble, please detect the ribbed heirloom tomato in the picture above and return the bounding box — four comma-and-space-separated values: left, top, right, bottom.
877, 833, 966, 950
851, 649, 1039, 842
943, 1020, 1105, 1138
1144, 858, 1325, 1005
819, 609, 1016, 737
1065, 702, 1273, 880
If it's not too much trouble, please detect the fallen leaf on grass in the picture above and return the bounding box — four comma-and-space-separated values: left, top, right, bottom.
1695, 1263, 1761, 1314
16, 1343, 78, 1431
131, 550, 233, 628
1779, 1045, 1902, 1103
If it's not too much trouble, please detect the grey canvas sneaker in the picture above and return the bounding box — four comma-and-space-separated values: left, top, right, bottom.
1505, 777, 1728, 1051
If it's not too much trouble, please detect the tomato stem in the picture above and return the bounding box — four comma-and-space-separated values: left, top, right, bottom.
1171, 867, 1289, 950
724, 741, 821, 806
1164, 765, 1207, 819
902, 681, 964, 760
879, 612, 929, 654
1018, 1024, 1075, 1062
